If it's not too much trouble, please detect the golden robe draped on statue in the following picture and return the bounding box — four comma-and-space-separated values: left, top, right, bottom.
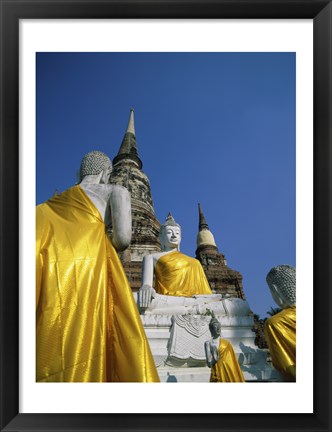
264, 306, 296, 382
36, 185, 159, 383
210, 339, 245, 382
154, 251, 212, 297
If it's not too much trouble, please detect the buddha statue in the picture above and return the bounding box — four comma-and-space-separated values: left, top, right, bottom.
264, 264, 296, 382
138, 213, 212, 309
204, 313, 245, 382
36, 150, 159, 383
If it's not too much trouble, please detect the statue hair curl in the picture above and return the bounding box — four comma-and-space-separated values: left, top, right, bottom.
266, 264, 296, 305
79, 151, 112, 182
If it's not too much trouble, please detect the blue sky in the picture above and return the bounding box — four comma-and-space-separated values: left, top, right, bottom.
36, 52, 295, 318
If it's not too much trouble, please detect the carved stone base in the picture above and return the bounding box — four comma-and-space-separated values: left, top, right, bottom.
157, 366, 211, 383
157, 365, 280, 383
136, 294, 282, 382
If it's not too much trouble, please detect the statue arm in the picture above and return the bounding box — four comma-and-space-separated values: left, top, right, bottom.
205, 341, 213, 368
109, 185, 132, 251
211, 343, 220, 366
138, 254, 156, 309
205, 340, 220, 368
141, 254, 154, 287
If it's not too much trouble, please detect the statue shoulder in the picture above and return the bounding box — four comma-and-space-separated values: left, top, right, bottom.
154, 251, 176, 265
265, 311, 282, 328
142, 251, 169, 267
82, 183, 130, 201
109, 184, 130, 195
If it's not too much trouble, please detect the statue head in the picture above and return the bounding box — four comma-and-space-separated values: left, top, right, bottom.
79, 151, 112, 184
159, 213, 181, 251
209, 312, 222, 338
266, 264, 296, 309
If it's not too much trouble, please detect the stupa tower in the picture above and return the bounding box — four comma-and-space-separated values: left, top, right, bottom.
109, 109, 161, 289
195, 203, 245, 299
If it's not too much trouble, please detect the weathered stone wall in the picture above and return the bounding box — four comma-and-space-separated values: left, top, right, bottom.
196, 245, 245, 299
110, 162, 155, 213
109, 159, 161, 290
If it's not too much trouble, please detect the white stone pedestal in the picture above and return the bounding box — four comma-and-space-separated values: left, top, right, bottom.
142, 319, 280, 382
136, 294, 281, 382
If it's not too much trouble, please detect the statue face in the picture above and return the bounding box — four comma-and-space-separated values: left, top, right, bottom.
210, 321, 222, 337
160, 225, 181, 250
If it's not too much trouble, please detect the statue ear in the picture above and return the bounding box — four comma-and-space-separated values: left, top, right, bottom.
270, 283, 285, 308
269, 283, 277, 294
96, 171, 104, 184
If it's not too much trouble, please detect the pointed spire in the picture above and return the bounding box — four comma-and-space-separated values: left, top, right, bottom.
126, 108, 135, 135
198, 203, 209, 231
196, 203, 217, 248
113, 108, 142, 169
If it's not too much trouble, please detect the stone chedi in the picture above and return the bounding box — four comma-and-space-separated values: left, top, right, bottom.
196, 203, 245, 299
264, 264, 296, 382
110, 110, 247, 301
109, 109, 161, 290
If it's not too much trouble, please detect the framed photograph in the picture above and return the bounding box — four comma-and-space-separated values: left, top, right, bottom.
1, 1, 331, 431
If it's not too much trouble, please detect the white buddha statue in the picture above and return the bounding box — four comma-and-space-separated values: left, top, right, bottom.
137, 213, 257, 373
138, 213, 213, 310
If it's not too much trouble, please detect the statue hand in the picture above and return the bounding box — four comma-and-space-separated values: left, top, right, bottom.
205, 340, 220, 367
138, 284, 156, 309
211, 344, 219, 366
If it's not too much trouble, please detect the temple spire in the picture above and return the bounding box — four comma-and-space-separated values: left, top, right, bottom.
126, 108, 135, 135
196, 203, 217, 248
198, 203, 209, 231
113, 108, 142, 169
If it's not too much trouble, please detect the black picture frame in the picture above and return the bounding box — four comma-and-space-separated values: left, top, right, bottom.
1, 1, 331, 431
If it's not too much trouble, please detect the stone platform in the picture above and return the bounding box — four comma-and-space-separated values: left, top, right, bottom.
135, 294, 281, 382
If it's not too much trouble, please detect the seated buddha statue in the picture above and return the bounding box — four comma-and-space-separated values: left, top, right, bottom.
264, 264, 296, 382
138, 213, 213, 309
204, 313, 245, 382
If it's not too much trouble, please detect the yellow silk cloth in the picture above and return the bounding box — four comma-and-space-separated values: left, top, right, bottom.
154, 251, 212, 296
264, 306, 296, 382
210, 338, 245, 382
36, 185, 159, 383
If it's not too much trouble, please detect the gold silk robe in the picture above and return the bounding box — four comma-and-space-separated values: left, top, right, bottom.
210, 338, 245, 382
36, 185, 159, 383
154, 251, 212, 296
264, 306, 296, 382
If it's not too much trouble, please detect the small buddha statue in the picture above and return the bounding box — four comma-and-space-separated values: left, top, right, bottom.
36, 150, 159, 383
204, 313, 245, 382
138, 213, 212, 309
264, 264, 296, 382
